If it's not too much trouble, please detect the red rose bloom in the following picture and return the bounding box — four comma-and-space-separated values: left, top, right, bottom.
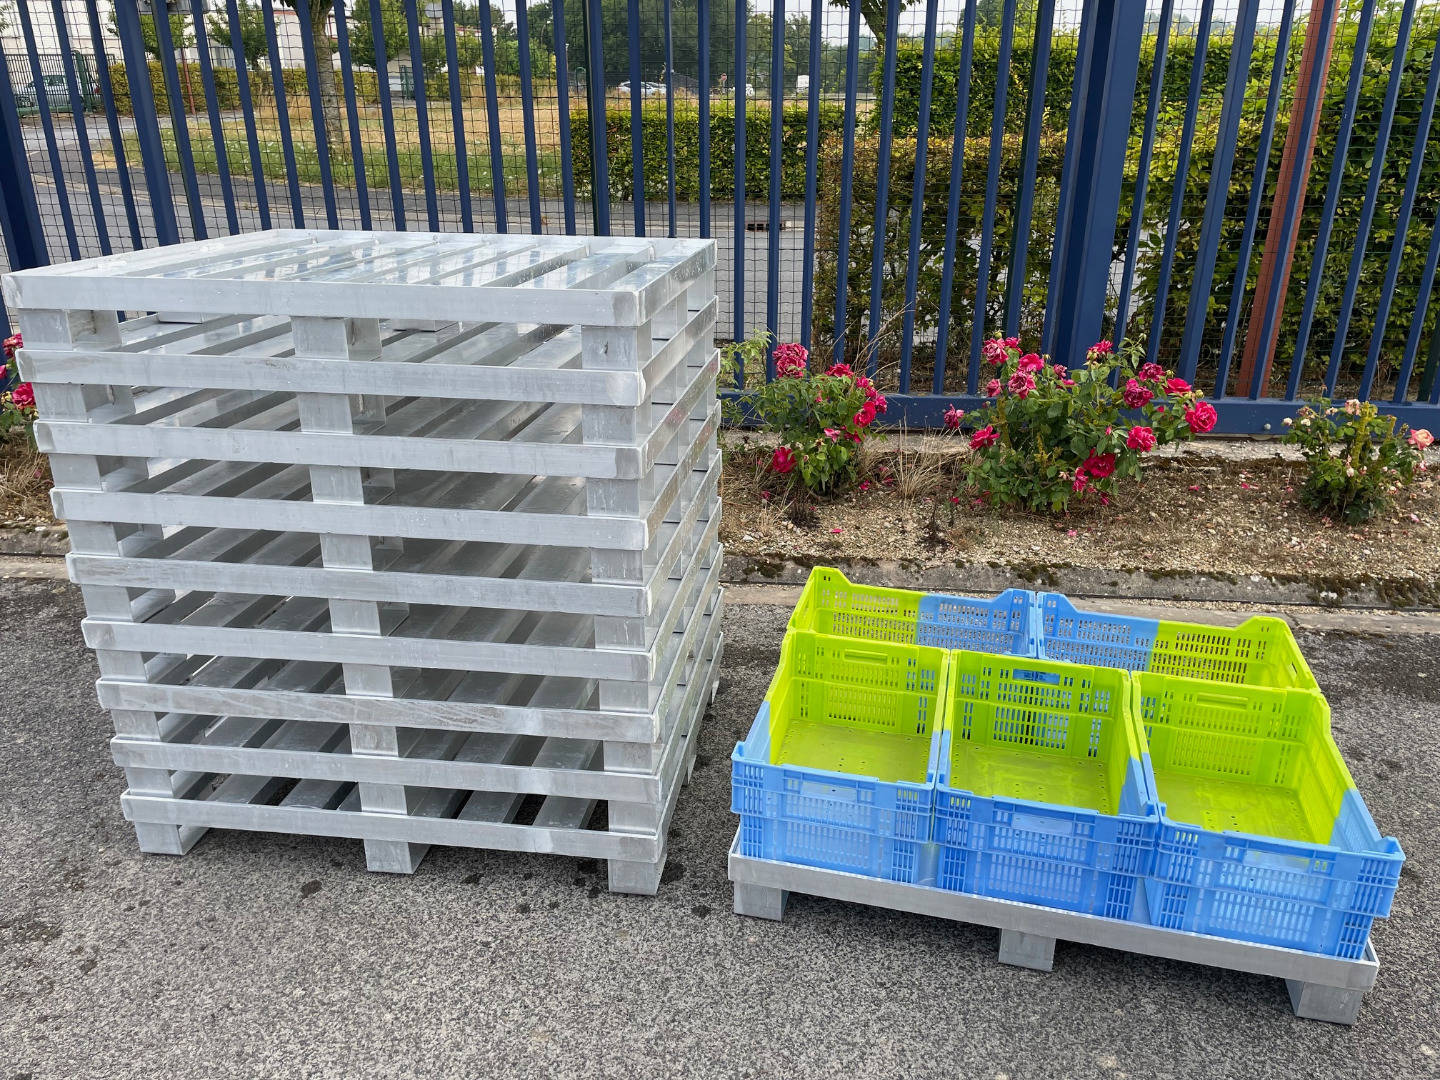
855, 402, 877, 428
943, 404, 964, 430
985, 378, 1002, 397
826, 362, 854, 378
1089, 339, 1113, 355
1007, 371, 1036, 398
771, 446, 795, 473
1137, 362, 1165, 383
1122, 378, 1153, 409
1165, 377, 1192, 395
10, 382, 34, 408
773, 342, 808, 378
969, 425, 999, 450
1082, 452, 1116, 479
1184, 400, 1218, 434
1126, 426, 1156, 452
1017, 352, 1045, 374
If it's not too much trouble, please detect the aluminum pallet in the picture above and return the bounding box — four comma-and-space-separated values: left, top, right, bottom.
728, 834, 1380, 1025
5, 230, 724, 893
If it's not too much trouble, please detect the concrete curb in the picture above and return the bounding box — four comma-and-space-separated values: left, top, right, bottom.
721, 554, 1440, 610
0, 527, 68, 557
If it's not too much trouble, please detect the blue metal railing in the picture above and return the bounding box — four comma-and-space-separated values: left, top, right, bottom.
1, 0, 1439, 433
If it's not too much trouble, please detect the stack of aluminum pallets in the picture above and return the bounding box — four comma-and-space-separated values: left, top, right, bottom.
4, 229, 723, 894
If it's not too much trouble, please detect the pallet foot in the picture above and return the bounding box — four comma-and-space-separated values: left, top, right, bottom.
364, 839, 427, 874
1286, 979, 1364, 1025
734, 881, 789, 921
998, 929, 1056, 972
608, 857, 663, 895
133, 821, 204, 856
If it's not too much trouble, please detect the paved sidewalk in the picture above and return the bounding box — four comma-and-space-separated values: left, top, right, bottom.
1, 578, 1436, 1079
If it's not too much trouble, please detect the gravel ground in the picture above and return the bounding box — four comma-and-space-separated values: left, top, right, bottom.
2, 578, 1438, 1080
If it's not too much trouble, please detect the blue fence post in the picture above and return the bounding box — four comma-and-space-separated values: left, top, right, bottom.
1046, 0, 1144, 367
113, 0, 180, 247
0, 41, 46, 284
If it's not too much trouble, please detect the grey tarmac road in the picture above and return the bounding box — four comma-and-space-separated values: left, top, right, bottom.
1, 578, 1437, 1080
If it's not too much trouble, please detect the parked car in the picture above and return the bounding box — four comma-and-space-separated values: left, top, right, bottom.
617, 81, 667, 97
16, 74, 71, 111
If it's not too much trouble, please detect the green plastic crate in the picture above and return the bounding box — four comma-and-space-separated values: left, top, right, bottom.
932, 653, 1159, 917
731, 631, 947, 880
1134, 674, 1404, 956
788, 567, 928, 644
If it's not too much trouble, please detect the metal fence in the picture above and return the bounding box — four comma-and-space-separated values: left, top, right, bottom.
1, 0, 1438, 432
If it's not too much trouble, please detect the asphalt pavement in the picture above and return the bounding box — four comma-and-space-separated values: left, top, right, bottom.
1, 577, 1437, 1079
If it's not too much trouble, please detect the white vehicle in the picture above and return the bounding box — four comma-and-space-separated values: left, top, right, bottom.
617, 81, 667, 98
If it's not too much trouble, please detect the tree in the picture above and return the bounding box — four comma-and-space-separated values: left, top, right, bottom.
207, 0, 267, 72
279, 1, 343, 153
562, 0, 738, 88
106, 8, 194, 60
348, 0, 409, 67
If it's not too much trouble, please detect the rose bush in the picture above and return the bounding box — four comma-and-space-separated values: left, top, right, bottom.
721, 330, 887, 495
0, 333, 36, 446
959, 335, 1216, 512
1282, 399, 1427, 523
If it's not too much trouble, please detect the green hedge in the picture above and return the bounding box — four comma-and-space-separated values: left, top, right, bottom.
571, 101, 845, 201
108, 61, 242, 113
818, 5, 1440, 391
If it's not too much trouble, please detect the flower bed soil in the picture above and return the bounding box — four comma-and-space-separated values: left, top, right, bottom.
718, 440, 1440, 602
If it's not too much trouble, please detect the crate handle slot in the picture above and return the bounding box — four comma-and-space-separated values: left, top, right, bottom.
840, 647, 893, 668
1010, 811, 1083, 837
1194, 690, 1253, 708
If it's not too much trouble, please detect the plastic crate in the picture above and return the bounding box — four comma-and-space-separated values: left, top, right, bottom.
1135, 674, 1404, 957
788, 566, 1036, 652
933, 652, 1159, 918
731, 631, 947, 881
1037, 593, 1318, 689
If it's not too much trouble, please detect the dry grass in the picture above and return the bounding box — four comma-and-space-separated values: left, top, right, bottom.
0, 438, 54, 525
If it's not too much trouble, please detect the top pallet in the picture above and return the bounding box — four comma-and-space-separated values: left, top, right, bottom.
1, 231, 715, 328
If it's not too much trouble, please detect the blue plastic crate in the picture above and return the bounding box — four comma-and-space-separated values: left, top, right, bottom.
1137, 674, 1404, 957
1037, 593, 1318, 688
730, 632, 946, 883
932, 652, 1161, 918
916, 588, 1037, 653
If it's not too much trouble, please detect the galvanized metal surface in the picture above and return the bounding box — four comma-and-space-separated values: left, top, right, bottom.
9, 232, 723, 892
728, 834, 1379, 1025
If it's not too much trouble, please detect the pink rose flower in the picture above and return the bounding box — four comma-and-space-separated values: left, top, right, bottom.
1072, 470, 1088, 493
1052, 364, 1067, 378
771, 446, 795, 473
1062, 378, 1075, 388
1017, 352, 1045, 374
2, 332, 20, 359
969, 425, 999, 450
985, 378, 1002, 397
1165, 377, 1192, 395
854, 403, 876, 428
1088, 339, 1113, 355
1007, 371, 1036, 398
826, 363, 854, 379
1082, 452, 1116, 479
823, 427, 841, 441
1003, 336, 1020, 348
1408, 428, 1433, 449
1184, 400, 1218, 434
943, 404, 964, 430
873, 394, 887, 415
1126, 426, 1156, 452
773, 342, 809, 378
982, 338, 1009, 365
1138, 362, 1165, 383
1122, 378, 1153, 409
9, 382, 34, 409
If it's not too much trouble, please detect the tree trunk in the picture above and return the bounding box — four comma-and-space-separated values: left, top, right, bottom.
290, 0, 345, 155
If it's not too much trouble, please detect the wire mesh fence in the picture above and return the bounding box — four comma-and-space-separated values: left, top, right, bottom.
1, 0, 1438, 423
